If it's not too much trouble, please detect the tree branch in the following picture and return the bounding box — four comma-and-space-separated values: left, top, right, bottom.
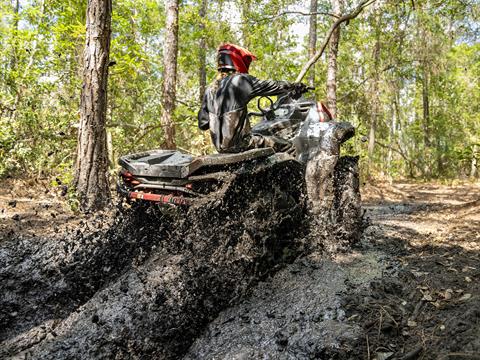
295, 0, 376, 83
254, 10, 339, 23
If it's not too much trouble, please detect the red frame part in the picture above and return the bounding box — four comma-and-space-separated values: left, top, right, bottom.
128, 191, 192, 206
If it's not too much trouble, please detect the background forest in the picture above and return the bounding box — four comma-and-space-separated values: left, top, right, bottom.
0, 0, 479, 187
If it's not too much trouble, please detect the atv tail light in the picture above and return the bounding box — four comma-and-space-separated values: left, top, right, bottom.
316, 102, 333, 122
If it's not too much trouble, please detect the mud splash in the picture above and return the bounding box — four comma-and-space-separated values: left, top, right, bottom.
1, 159, 310, 359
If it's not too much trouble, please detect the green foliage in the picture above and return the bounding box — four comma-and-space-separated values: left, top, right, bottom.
0, 0, 479, 182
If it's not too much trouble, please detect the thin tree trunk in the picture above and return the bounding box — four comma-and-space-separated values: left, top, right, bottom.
326, 0, 342, 118
240, 0, 252, 47
10, 0, 19, 71
307, 0, 317, 87
74, 0, 112, 211
198, 0, 208, 104
368, 119, 376, 159
471, 144, 478, 178
160, 0, 179, 150
387, 100, 396, 172
422, 63, 430, 148
296, 0, 374, 83
368, 18, 381, 162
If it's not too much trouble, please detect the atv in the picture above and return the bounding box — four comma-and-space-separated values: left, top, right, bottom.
117, 88, 361, 241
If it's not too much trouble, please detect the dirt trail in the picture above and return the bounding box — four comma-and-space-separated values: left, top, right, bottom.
186, 181, 480, 359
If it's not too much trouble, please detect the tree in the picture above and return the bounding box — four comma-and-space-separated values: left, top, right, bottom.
198, 0, 208, 103
308, 0, 318, 87
74, 0, 112, 211
160, 0, 179, 150
326, 0, 342, 118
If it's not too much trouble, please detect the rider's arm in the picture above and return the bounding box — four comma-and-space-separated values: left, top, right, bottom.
246, 75, 296, 98
197, 91, 210, 131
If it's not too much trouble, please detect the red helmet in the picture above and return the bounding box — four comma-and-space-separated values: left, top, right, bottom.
217, 43, 257, 73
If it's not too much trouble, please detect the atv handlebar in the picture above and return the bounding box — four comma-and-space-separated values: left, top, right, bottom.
248, 86, 314, 119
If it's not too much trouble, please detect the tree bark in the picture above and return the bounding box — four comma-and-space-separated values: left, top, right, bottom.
10, 0, 20, 71
198, 0, 208, 104
74, 0, 112, 211
422, 63, 430, 147
367, 12, 381, 164
240, 0, 252, 48
160, 0, 179, 150
307, 0, 318, 87
326, 0, 342, 118
471, 144, 478, 178
368, 118, 376, 158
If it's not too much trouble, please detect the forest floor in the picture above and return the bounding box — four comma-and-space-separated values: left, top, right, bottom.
1, 179, 479, 359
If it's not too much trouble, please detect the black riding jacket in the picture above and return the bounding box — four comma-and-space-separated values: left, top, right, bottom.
198, 73, 295, 152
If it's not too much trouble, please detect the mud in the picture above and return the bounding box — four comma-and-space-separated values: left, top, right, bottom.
186, 251, 385, 359
2, 173, 476, 359
185, 182, 480, 360
345, 195, 480, 359
1, 159, 310, 359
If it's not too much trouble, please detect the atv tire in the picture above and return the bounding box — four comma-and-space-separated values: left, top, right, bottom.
333, 155, 362, 244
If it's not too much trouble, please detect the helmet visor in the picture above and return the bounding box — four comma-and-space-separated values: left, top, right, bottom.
217, 51, 236, 71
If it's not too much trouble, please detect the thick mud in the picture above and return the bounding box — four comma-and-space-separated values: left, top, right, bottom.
185, 182, 480, 360
185, 251, 385, 359
2, 173, 477, 359
1, 159, 310, 359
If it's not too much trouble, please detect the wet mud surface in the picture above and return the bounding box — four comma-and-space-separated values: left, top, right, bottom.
186, 182, 480, 360
186, 251, 385, 359
1, 179, 479, 359
1, 160, 310, 359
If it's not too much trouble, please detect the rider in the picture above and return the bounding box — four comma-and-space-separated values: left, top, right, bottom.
198, 43, 308, 153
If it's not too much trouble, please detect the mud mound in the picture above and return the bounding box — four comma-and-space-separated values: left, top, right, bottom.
0, 209, 173, 349
1, 159, 308, 359
185, 252, 383, 359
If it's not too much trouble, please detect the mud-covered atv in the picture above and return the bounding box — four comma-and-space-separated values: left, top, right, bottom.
117, 89, 361, 241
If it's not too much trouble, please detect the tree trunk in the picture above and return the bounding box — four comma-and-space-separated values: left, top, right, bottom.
470, 144, 478, 178
387, 100, 396, 173
307, 0, 317, 87
240, 0, 252, 48
422, 63, 430, 148
326, 0, 342, 118
368, 15, 381, 164
10, 0, 20, 71
368, 119, 376, 159
74, 0, 112, 211
160, 0, 179, 150
198, 0, 208, 104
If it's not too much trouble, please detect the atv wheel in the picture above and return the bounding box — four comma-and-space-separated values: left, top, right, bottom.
185, 154, 308, 267
333, 155, 362, 244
